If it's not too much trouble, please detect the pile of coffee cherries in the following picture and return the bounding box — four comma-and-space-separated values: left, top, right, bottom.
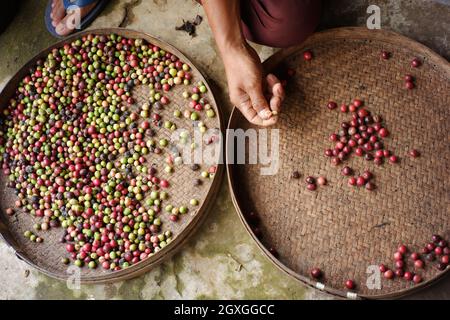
0, 34, 216, 271
324, 98, 409, 191
379, 234, 449, 285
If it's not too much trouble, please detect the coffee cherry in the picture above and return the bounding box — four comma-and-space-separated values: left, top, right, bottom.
404, 271, 414, 281
310, 268, 322, 279
303, 50, 313, 61
410, 252, 420, 261
398, 245, 408, 254
411, 58, 422, 68
384, 270, 395, 279
405, 81, 415, 90
345, 279, 356, 290
413, 274, 422, 284
414, 260, 424, 269
327, 101, 337, 110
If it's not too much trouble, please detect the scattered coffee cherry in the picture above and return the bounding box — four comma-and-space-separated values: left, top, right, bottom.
381, 51, 391, 59
384, 270, 395, 279
348, 177, 357, 186
410, 252, 420, 261
292, 171, 301, 179
365, 182, 376, 191
395, 260, 404, 269
389, 155, 399, 164
404, 74, 414, 82
356, 176, 366, 187
414, 260, 424, 269
438, 240, 447, 248
307, 183, 317, 191
349, 104, 357, 112
5, 208, 15, 216
425, 253, 435, 262
362, 170, 373, 181
441, 255, 449, 265
341, 166, 353, 176
340, 104, 348, 113
398, 245, 408, 255
345, 279, 356, 290
329, 133, 339, 142
373, 157, 384, 166
404, 271, 414, 281
379, 128, 389, 138
303, 50, 313, 61
405, 81, 415, 90
437, 263, 447, 271
395, 269, 404, 277
413, 274, 423, 284
357, 108, 369, 118
432, 234, 442, 243
331, 157, 341, 166
327, 101, 337, 110
394, 252, 403, 261
408, 149, 420, 158
317, 176, 327, 186
411, 58, 422, 68
379, 264, 387, 272
310, 268, 322, 279
305, 176, 316, 184
355, 148, 364, 157
353, 99, 363, 107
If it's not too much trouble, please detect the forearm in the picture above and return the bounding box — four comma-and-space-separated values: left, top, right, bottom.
201, 0, 246, 56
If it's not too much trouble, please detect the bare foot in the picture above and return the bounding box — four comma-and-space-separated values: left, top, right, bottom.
52, 0, 98, 36
50, 0, 65, 27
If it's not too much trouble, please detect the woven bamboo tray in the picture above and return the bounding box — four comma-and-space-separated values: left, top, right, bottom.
227, 27, 450, 299
0, 28, 224, 284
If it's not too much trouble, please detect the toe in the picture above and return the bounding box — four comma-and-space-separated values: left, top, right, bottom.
51, 0, 66, 26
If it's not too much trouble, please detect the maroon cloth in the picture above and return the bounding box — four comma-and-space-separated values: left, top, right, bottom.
240, 0, 322, 48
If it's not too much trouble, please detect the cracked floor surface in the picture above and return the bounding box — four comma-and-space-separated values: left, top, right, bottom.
0, 0, 449, 300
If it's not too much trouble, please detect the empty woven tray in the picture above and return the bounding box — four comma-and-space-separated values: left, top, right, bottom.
227, 27, 450, 299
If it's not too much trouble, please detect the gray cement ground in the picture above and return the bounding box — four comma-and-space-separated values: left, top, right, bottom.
0, 0, 448, 299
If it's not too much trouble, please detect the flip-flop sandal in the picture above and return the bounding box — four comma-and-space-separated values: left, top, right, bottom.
45, 0, 109, 38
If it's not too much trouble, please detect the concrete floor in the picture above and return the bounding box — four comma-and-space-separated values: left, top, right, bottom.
0, 0, 448, 300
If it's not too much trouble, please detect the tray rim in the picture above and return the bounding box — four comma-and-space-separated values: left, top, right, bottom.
0, 27, 225, 284
226, 26, 450, 299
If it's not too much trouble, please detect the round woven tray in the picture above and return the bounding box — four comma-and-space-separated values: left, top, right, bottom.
227, 27, 450, 299
0, 28, 224, 284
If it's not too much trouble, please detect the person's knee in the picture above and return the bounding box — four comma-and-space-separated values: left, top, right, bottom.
243, 0, 322, 48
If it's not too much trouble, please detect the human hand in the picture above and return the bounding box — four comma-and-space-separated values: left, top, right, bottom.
222, 43, 285, 126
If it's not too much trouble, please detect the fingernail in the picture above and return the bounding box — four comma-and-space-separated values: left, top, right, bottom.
259, 109, 272, 119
